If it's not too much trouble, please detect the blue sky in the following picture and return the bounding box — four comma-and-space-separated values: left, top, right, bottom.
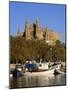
9, 2, 66, 42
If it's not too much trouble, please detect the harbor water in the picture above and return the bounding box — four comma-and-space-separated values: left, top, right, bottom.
10, 73, 66, 89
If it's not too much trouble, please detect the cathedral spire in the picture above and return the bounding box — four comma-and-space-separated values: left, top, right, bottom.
25, 17, 29, 27
35, 17, 40, 39
17, 24, 20, 35
25, 17, 29, 31
36, 17, 39, 25
46, 26, 48, 31
36, 17, 40, 30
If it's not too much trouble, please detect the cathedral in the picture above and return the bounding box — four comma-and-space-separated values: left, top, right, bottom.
16, 17, 60, 45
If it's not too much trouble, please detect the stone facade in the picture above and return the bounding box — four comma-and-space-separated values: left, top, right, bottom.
16, 17, 60, 45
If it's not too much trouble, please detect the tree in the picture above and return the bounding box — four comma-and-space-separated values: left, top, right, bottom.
10, 36, 66, 63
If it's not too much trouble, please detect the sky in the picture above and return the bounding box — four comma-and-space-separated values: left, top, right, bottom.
9, 1, 66, 42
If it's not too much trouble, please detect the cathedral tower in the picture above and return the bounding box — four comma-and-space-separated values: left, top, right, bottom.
17, 25, 20, 36
35, 17, 40, 39
25, 17, 31, 40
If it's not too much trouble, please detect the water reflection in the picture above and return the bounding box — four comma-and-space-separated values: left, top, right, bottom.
10, 74, 66, 89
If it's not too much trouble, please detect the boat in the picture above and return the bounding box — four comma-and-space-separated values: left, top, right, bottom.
24, 61, 62, 76
49, 62, 61, 70
54, 69, 65, 75
10, 61, 64, 77
10, 64, 23, 78
24, 68, 55, 76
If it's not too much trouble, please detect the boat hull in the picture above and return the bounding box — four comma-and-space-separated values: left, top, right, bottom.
24, 69, 55, 76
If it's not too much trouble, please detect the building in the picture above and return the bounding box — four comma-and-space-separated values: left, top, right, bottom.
16, 17, 60, 45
